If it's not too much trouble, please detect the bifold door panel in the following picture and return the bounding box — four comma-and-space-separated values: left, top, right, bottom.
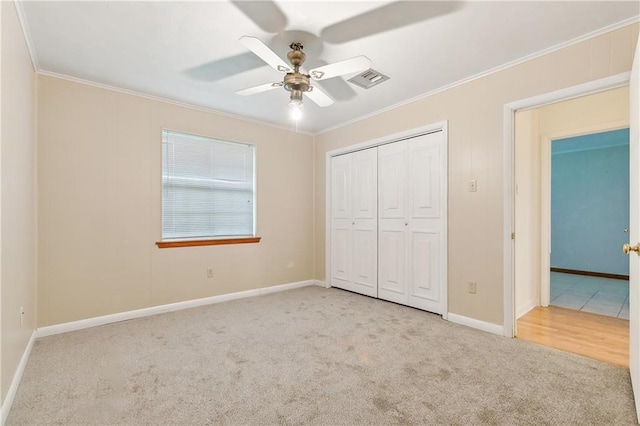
406, 134, 443, 312
330, 148, 377, 297
331, 131, 445, 314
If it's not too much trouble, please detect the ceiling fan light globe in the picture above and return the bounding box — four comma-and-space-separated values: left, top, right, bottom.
289, 89, 304, 106
289, 90, 304, 121
290, 105, 303, 121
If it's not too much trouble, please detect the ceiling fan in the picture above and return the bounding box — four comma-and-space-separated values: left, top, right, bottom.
236, 36, 371, 119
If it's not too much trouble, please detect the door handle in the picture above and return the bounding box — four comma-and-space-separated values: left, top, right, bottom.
623, 243, 640, 255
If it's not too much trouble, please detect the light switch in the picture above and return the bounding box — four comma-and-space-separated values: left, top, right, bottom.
469, 179, 477, 192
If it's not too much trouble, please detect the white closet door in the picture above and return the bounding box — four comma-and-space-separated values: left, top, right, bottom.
378, 140, 409, 304
407, 132, 443, 312
331, 149, 378, 297
378, 131, 445, 313
331, 154, 352, 289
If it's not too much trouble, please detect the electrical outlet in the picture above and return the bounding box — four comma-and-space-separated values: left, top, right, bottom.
469, 179, 477, 192
206, 268, 214, 279
20, 306, 25, 326
467, 281, 477, 294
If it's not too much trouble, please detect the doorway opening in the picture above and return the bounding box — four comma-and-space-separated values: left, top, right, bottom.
549, 128, 630, 319
510, 85, 631, 368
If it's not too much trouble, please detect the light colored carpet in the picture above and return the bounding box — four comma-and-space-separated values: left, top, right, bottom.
7, 286, 637, 425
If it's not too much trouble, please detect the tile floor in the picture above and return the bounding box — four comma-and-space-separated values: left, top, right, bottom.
550, 272, 629, 319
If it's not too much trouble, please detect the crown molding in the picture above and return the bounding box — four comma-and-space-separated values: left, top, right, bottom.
14, 0, 39, 71
317, 16, 640, 136
36, 70, 315, 137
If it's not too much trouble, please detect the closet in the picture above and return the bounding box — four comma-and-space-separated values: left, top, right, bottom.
329, 130, 446, 314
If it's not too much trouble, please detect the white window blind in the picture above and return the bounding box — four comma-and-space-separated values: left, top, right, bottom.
162, 130, 255, 240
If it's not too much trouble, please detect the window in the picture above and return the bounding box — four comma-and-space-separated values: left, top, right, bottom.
161, 130, 256, 244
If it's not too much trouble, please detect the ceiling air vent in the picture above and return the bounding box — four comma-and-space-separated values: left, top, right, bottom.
348, 69, 389, 89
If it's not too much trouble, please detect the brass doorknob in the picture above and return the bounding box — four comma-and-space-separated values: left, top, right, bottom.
623, 243, 640, 255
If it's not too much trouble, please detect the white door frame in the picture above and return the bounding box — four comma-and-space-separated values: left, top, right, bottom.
503, 72, 631, 337
325, 121, 448, 318
539, 121, 630, 306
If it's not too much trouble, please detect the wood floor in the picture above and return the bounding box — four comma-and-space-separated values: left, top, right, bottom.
517, 306, 629, 368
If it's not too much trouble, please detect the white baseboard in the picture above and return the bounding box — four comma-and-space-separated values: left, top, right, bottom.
36, 280, 316, 338
516, 299, 538, 319
1, 330, 36, 425
313, 280, 329, 288
447, 313, 504, 336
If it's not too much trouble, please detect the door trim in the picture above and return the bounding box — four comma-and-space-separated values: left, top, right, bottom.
503, 72, 631, 337
325, 121, 448, 318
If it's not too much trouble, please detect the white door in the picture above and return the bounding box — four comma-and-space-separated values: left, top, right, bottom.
331, 154, 352, 289
378, 140, 408, 303
378, 132, 446, 313
330, 149, 378, 297
628, 35, 639, 422
407, 134, 443, 311
351, 149, 378, 297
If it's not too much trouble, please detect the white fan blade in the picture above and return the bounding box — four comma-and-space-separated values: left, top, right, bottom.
240, 36, 292, 73
305, 85, 334, 107
236, 81, 283, 96
309, 56, 371, 81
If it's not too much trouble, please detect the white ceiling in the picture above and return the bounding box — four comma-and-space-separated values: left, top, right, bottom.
19, 1, 640, 134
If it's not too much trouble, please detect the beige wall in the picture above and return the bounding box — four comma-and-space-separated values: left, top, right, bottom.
315, 24, 639, 326
514, 109, 540, 317
514, 86, 630, 316
37, 75, 314, 327
537, 86, 630, 136
1, 1, 37, 404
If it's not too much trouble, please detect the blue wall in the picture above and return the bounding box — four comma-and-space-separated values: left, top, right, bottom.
551, 128, 629, 276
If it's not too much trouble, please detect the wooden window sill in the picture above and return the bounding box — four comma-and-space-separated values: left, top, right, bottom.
156, 237, 261, 248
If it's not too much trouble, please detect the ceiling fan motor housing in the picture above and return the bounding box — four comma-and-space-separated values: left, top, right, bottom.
284, 72, 310, 93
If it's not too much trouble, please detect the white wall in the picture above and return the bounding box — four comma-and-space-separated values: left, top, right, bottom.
37, 75, 315, 327
1, 0, 37, 406
315, 24, 639, 326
